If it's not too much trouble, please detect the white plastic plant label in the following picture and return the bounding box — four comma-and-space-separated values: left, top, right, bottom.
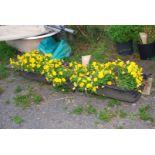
139, 32, 148, 44
82, 55, 91, 66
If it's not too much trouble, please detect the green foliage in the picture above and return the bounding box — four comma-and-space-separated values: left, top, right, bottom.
139, 105, 150, 113
91, 42, 109, 62
105, 25, 144, 43
14, 85, 22, 93
85, 104, 97, 114
28, 86, 43, 104
107, 99, 121, 107
117, 73, 137, 90
138, 105, 154, 122
141, 25, 155, 43
72, 104, 97, 115
14, 94, 30, 108
118, 110, 128, 118
98, 109, 116, 121
67, 40, 108, 63
128, 112, 138, 120
93, 95, 108, 100
105, 25, 155, 44
31, 93, 42, 104
52, 84, 71, 93
14, 89, 42, 108
72, 106, 83, 115
0, 41, 17, 64
130, 25, 144, 41
105, 25, 133, 43
0, 64, 8, 79
11, 115, 23, 125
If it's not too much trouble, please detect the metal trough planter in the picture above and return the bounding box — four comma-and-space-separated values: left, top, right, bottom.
19, 71, 142, 103
96, 85, 142, 103
19, 71, 48, 83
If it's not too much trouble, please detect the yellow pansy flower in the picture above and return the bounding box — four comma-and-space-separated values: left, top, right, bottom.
98, 72, 103, 79
62, 78, 66, 82
79, 82, 84, 88
30, 63, 35, 68
86, 83, 92, 88
52, 71, 57, 76
43, 65, 49, 70
107, 81, 112, 85
29, 58, 35, 64
59, 71, 63, 75
94, 78, 98, 82
37, 64, 41, 68
92, 87, 97, 92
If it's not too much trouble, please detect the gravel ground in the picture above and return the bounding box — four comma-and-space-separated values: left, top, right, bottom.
0, 60, 155, 129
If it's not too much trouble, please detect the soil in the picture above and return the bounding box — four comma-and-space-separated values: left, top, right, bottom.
0, 60, 155, 129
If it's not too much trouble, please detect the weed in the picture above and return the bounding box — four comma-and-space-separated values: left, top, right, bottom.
52, 84, 71, 93
0, 64, 8, 79
28, 87, 42, 104
107, 99, 121, 107
0, 41, 17, 64
138, 105, 154, 122
128, 112, 138, 120
31, 93, 42, 104
93, 95, 108, 101
72, 103, 97, 115
85, 104, 97, 114
11, 115, 24, 125
66, 39, 109, 63
139, 105, 150, 113
14, 89, 42, 108
14, 85, 22, 93
98, 108, 116, 121
72, 106, 83, 115
118, 110, 128, 118
14, 94, 30, 108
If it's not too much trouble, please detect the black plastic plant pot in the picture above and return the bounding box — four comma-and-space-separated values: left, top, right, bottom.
96, 85, 141, 103
116, 40, 133, 56
138, 42, 155, 60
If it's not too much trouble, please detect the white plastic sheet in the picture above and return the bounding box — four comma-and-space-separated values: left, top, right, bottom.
0, 25, 50, 41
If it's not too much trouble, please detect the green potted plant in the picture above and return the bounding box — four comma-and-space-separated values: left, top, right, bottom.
106, 25, 134, 55
138, 26, 155, 60
106, 25, 144, 56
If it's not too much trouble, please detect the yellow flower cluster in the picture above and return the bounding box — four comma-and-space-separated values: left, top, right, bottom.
10, 51, 143, 93
126, 61, 143, 88
10, 50, 52, 73
10, 50, 67, 87
43, 59, 68, 87
69, 61, 98, 92
69, 59, 143, 92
